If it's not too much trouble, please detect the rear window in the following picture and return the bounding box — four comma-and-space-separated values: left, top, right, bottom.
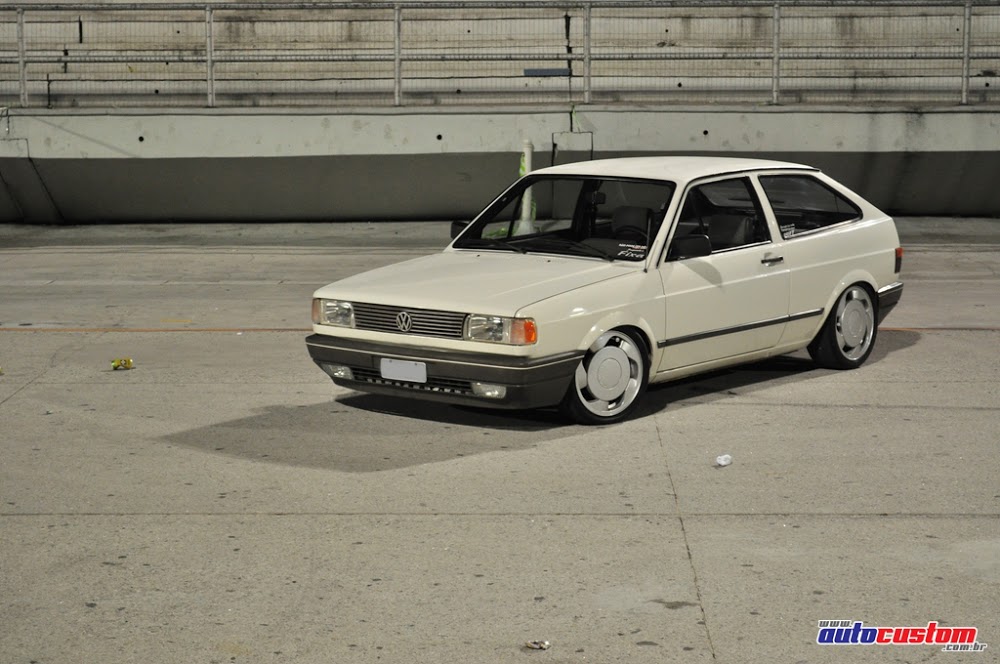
758, 175, 861, 239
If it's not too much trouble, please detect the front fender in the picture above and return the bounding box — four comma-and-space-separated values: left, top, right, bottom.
518, 270, 664, 363
577, 310, 658, 359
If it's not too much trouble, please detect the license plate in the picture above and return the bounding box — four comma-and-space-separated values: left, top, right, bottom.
379, 358, 427, 384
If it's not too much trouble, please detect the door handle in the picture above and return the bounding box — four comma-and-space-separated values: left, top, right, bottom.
761, 255, 784, 266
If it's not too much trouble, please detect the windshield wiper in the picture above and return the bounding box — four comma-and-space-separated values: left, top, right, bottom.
520, 237, 617, 261
456, 237, 527, 253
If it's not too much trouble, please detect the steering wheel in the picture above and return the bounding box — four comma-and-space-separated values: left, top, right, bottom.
617, 226, 649, 244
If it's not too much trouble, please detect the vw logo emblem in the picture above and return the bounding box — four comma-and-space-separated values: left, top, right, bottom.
395, 311, 413, 332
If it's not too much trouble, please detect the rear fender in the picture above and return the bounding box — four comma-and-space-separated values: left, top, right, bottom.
813, 268, 879, 337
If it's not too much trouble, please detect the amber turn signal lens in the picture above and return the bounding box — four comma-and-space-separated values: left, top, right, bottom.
512, 318, 538, 345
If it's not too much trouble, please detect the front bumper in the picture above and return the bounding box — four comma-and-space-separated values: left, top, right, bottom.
877, 281, 904, 324
305, 334, 582, 410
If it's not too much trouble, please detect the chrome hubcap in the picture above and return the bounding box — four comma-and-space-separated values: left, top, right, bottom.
575, 331, 644, 417
835, 286, 874, 360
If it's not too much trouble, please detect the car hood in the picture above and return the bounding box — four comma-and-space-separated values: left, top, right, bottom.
313, 250, 637, 316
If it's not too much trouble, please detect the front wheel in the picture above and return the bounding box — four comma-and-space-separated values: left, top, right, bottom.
560, 329, 649, 425
808, 283, 878, 369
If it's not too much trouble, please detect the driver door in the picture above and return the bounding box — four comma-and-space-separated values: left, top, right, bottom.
656, 176, 790, 372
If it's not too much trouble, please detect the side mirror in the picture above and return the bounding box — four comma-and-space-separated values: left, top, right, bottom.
450, 220, 470, 239
669, 234, 712, 260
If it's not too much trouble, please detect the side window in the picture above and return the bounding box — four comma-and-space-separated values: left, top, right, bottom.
758, 175, 861, 239
673, 177, 770, 253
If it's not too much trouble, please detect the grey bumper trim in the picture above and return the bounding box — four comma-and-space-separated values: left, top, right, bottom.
877, 281, 904, 324
305, 334, 582, 409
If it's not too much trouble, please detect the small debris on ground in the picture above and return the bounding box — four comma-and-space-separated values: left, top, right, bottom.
111, 358, 134, 370
524, 640, 550, 651
715, 454, 733, 467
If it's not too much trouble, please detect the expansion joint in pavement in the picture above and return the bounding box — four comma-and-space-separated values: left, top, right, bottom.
655, 419, 718, 661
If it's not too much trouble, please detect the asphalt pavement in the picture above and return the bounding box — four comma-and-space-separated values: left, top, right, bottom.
0, 217, 998, 663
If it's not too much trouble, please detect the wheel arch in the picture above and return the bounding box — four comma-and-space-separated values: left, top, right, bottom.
808, 273, 880, 369
578, 311, 656, 364
815, 270, 880, 333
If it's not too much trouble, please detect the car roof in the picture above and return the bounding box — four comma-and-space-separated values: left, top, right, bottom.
531, 156, 816, 185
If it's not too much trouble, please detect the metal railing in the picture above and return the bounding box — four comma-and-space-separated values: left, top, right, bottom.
2, 1, 999, 108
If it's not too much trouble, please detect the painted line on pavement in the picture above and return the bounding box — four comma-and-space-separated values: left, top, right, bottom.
0, 327, 312, 333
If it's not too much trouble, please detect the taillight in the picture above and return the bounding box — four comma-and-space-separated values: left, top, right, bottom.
895, 247, 903, 274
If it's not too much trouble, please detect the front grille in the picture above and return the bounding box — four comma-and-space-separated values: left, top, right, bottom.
352, 302, 467, 339
351, 367, 473, 395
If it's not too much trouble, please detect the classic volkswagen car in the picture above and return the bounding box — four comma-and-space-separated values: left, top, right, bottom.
307, 157, 903, 424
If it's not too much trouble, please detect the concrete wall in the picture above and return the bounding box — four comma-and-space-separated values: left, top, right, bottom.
1, 106, 999, 222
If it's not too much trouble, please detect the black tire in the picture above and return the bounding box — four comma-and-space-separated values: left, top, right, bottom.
560, 328, 649, 425
808, 283, 878, 370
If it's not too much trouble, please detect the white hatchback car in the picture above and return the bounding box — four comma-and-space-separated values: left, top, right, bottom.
307, 157, 903, 424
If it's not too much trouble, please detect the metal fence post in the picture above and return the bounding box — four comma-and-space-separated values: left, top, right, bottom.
17, 8, 28, 107
771, 2, 781, 105
961, 0, 972, 105
206, 6, 216, 107
394, 5, 403, 106
583, 3, 592, 104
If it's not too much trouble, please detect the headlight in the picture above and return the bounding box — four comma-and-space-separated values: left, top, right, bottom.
312, 299, 355, 327
465, 315, 537, 345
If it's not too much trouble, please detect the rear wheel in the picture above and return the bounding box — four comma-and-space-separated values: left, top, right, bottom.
808, 283, 878, 369
561, 329, 649, 425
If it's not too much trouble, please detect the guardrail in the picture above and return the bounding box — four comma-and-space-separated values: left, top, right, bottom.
2, 1, 998, 108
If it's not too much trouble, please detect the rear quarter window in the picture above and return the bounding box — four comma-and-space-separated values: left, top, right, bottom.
758, 174, 861, 239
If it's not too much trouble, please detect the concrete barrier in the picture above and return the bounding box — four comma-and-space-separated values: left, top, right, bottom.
2, 106, 999, 221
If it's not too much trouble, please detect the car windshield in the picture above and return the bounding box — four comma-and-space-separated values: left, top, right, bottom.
453, 175, 676, 262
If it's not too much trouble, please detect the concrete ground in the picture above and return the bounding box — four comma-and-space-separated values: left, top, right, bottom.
0, 218, 997, 664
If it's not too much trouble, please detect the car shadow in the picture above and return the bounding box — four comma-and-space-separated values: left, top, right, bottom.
868, 327, 920, 364
336, 393, 567, 431
637, 328, 921, 415
161, 396, 580, 474
161, 330, 919, 473
638, 355, 816, 417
